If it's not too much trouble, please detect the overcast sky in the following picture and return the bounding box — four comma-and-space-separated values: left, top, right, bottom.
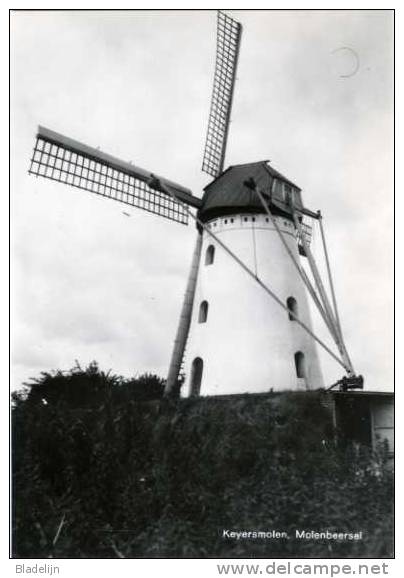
11, 9, 393, 392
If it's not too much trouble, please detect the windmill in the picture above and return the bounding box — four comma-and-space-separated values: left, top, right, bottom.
28, 10, 363, 398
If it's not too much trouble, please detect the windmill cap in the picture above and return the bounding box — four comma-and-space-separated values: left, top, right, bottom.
198, 161, 303, 222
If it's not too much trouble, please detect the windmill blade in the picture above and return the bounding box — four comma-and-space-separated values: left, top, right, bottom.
202, 10, 242, 178
29, 126, 201, 225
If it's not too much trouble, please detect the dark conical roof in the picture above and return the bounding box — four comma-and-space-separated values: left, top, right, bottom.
198, 161, 304, 222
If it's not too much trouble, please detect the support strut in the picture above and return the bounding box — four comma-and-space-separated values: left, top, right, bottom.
165, 231, 203, 396
251, 184, 340, 344
317, 211, 343, 339
292, 212, 355, 375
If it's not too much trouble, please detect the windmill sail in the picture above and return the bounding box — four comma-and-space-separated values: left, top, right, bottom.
29, 126, 201, 225
201, 10, 242, 178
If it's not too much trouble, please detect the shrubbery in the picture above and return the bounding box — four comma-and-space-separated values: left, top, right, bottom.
12, 363, 393, 558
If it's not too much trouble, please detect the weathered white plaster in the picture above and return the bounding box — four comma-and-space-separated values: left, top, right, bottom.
183, 213, 323, 396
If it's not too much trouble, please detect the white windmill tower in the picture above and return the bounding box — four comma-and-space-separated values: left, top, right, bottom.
28, 11, 361, 398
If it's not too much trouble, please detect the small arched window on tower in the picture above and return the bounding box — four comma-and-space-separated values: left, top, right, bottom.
198, 300, 209, 323
287, 296, 298, 321
205, 244, 215, 266
190, 357, 203, 396
294, 351, 306, 379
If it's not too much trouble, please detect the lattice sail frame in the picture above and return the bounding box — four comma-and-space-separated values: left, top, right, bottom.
29, 132, 190, 225
202, 10, 242, 178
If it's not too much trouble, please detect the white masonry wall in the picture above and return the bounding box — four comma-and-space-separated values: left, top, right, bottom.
183, 213, 323, 396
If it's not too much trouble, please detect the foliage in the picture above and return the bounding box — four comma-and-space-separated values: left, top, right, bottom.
12, 367, 393, 558
14, 361, 166, 409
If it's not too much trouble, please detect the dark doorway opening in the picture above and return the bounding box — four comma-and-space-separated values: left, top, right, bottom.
190, 357, 203, 396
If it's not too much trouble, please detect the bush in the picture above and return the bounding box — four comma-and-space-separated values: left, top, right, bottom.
11, 369, 393, 558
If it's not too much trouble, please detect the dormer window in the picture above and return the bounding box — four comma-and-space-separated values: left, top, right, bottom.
283, 183, 293, 206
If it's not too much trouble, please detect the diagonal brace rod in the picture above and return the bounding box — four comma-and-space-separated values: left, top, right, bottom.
252, 185, 340, 343
293, 212, 355, 375
318, 212, 343, 339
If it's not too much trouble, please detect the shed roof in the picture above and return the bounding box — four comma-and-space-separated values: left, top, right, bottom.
330, 391, 394, 398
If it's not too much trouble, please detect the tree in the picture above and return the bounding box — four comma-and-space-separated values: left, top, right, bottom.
13, 361, 167, 409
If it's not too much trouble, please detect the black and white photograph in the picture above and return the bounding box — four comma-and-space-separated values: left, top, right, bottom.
10, 8, 394, 562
